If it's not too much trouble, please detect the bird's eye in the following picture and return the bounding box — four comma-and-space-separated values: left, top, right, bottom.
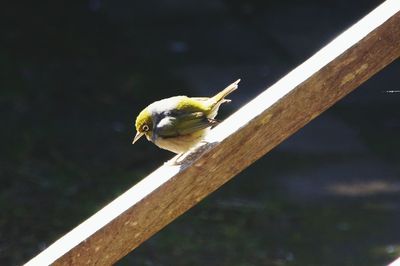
142, 125, 149, 132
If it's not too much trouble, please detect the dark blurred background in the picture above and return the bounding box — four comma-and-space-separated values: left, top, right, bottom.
1, 0, 399, 265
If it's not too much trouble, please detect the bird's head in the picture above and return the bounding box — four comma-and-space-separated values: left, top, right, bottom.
132, 108, 153, 144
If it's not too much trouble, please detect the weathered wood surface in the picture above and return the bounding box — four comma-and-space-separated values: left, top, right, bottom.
26, 0, 400, 265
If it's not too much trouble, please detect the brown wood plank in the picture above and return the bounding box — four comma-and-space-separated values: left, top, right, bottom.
25, 0, 400, 265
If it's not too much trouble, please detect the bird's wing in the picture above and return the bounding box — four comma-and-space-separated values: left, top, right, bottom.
155, 112, 217, 137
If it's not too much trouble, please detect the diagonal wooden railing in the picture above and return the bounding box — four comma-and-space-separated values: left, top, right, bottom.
25, 0, 400, 265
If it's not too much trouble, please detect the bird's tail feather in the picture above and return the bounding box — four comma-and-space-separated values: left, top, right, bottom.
206, 79, 240, 118
212, 79, 240, 104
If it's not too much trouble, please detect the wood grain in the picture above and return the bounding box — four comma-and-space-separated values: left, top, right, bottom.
25, 1, 400, 265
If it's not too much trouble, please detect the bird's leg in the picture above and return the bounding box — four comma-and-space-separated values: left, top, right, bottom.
165, 137, 215, 166
175, 152, 186, 162
207, 118, 220, 128
164, 151, 186, 166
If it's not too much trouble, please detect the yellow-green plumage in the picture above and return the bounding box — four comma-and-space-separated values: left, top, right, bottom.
133, 79, 240, 153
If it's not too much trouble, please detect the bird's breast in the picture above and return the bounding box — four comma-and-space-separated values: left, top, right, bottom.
153, 129, 208, 154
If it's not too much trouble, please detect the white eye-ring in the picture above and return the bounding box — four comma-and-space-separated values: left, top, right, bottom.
142, 125, 149, 132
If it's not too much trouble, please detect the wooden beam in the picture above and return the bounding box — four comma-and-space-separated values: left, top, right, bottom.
25, 0, 400, 265
389, 257, 400, 266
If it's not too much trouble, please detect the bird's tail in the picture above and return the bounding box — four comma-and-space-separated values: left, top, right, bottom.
211, 79, 240, 105
206, 79, 240, 118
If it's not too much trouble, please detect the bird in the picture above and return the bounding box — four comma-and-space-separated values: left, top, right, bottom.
132, 79, 240, 154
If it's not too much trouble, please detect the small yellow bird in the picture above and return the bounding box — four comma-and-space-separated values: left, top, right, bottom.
132, 79, 240, 153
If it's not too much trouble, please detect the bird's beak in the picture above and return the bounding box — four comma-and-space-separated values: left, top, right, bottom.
132, 132, 144, 144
